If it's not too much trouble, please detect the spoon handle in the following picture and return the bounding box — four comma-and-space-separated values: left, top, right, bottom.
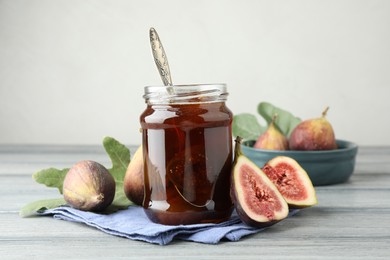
149, 28, 172, 86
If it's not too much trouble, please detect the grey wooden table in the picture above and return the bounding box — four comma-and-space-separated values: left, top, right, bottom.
1, 145, 389, 259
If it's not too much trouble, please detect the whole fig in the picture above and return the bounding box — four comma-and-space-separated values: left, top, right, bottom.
231, 137, 289, 227
124, 146, 144, 206
254, 114, 288, 150
289, 107, 337, 151
63, 160, 115, 211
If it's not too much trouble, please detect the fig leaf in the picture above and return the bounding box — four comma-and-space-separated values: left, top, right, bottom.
19, 198, 66, 218
232, 113, 265, 141
257, 102, 301, 138
112, 183, 133, 208
32, 168, 69, 194
102, 136, 133, 208
232, 102, 302, 140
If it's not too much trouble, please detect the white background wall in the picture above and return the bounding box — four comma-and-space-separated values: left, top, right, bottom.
1, 0, 389, 146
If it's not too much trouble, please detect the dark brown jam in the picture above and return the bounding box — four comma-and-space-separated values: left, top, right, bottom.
140, 85, 233, 225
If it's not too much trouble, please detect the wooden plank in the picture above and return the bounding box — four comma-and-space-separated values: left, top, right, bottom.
1, 210, 389, 258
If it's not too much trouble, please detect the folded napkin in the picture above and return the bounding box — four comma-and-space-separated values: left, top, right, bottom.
41, 206, 298, 245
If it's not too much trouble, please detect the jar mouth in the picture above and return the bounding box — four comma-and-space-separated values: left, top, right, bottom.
143, 84, 228, 104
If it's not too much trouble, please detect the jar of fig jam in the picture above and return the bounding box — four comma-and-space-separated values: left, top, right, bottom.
140, 84, 233, 225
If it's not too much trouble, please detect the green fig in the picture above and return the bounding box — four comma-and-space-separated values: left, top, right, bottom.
63, 160, 115, 211
124, 146, 144, 206
254, 114, 288, 150
289, 107, 337, 151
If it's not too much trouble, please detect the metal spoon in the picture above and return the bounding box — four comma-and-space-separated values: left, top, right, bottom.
149, 28, 173, 89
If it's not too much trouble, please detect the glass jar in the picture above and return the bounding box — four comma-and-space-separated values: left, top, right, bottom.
140, 84, 233, 225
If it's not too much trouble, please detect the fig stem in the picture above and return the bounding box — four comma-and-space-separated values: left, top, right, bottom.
272, 113, 278, 123
272, 113, 278, 122
322, 106, 330, 117
234, 136, 244, 164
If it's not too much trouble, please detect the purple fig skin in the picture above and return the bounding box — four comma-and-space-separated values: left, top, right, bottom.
262, 156, 317, 208
289, 107, 337, 151
63, 160, 116, 212
231, 137, 289, 227
124, 146, 144, 206
254, 115, 288, 150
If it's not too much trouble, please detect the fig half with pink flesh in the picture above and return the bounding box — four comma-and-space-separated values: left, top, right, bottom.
262, 156, 317, 208
232, 138, 289, 227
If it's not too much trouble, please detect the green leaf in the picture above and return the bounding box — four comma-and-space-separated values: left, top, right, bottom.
19, 198, 66, 218
232, 113, 265, 141
32, 168, 69, 194
112, 183, 134, 208
257, 102, 302, 137
102, 136, 133, 208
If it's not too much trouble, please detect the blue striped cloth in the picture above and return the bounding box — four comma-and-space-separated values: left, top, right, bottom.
41, 206, 298, 245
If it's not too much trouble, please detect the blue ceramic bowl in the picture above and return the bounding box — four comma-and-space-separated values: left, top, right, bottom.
240, 139, 358, 186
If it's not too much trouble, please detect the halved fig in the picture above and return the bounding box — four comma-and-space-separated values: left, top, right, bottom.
262, 156, 317, 208
232, 138, 289, 227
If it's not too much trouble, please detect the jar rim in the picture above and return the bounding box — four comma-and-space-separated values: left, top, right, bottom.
144, 83, 226, 92
143, 83, 228, 104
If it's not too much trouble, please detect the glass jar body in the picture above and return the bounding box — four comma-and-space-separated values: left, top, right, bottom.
140, 85, 233, 225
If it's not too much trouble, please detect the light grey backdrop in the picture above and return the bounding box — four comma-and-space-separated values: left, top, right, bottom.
1, 0, 389, 145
